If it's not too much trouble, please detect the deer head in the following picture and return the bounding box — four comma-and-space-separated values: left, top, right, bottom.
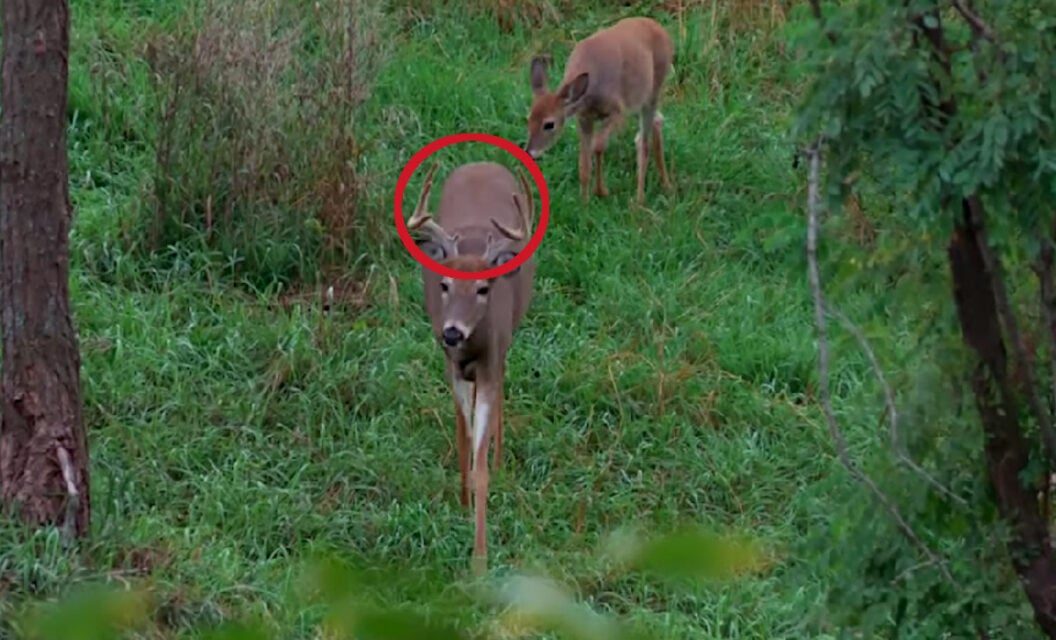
408, 165, 534, 350
523, 56, 589, 160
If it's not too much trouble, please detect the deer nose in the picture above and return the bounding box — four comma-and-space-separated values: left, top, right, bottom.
442, 326, 465, 347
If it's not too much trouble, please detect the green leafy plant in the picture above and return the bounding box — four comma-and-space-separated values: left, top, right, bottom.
792, 0, 1056, 636
9, 528, 765, 639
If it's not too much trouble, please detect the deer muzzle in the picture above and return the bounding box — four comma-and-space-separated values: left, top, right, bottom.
442, 325, 466, 347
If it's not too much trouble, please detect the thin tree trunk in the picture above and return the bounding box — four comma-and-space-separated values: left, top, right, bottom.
949, 197, 1056, 637
0, 0, 89, 538
914, 11, 1056, 633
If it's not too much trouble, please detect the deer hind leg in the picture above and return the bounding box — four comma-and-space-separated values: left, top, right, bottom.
470, 383, 496, 575
651, 110, 673, 191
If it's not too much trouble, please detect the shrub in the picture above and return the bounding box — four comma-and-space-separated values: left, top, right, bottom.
144, 0, 387, 288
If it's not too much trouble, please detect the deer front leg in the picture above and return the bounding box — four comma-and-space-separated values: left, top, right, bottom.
452, 376, 475, 509
454, 396, 470, 508
591, 111, 624, 198
577, 117, 595, 203
470, 382, 498, 576
593, 151, 609, 197
493, 384, 504, 471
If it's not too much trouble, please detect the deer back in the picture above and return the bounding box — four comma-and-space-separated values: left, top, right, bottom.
560, 17, 673, 114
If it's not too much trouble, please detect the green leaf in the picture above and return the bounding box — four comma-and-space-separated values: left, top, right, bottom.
605, 526, 768, 582
300, 556, 360, 605
496, 575, 627, 640
22, 586, 151, 640
352, 609, 466, 640
203, 622, 272, 640
639, 530, 766, 580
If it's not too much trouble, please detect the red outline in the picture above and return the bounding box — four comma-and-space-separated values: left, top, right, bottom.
393, 133, 550, 280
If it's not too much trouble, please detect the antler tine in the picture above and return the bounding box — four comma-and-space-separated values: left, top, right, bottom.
416, 217, 448, 240
412, 216, 460, 260
491, 215, 525, 242
407, 161, 440, 229
515, 168, 534, 236
491, 169, 535, 242
482, 231, 499, 265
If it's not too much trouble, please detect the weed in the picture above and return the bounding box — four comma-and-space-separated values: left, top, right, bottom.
144, 0, 388, 287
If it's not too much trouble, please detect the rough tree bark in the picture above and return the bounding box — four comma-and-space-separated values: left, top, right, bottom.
0, 0, 90, 538
949, 198, 1056, 637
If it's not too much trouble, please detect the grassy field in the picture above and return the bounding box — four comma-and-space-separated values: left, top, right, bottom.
0, 0, 1033, 638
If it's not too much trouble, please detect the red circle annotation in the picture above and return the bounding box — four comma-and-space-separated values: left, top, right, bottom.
392, 132, 550, 281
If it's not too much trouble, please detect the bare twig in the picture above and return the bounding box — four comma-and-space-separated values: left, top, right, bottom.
891, 559, 939, 585
964, 198, 1056, 470
827, 305, 967, 506
805, 141, 955, 584
56, 446, 80, 546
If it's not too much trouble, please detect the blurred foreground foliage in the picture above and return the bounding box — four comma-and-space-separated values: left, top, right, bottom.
9, 527, 765, 639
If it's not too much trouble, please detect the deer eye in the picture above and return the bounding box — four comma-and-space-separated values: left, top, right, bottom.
477, 286, 490, 296
543, 121, 555, 131
440, 282, 449, 293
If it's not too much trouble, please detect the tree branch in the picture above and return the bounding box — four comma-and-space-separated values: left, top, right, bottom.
951, 0, 998, 45
915, 10, 1049, 468
827, 305, 967, 506
805, 141, 955, 585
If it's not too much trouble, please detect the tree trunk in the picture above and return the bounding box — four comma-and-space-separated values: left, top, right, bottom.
0, 0, 89, 538
948, 196, 1056, 637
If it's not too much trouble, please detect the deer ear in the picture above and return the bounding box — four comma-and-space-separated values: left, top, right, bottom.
489, 249, 521, 277
415, 228, 458, 262
417, 239, 449, 262
530, 56, 548, 95
559, 72, 589, 109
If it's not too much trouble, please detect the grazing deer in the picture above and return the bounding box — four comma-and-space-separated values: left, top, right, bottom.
405, 161, 536, 574
523, 16, 674, 204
